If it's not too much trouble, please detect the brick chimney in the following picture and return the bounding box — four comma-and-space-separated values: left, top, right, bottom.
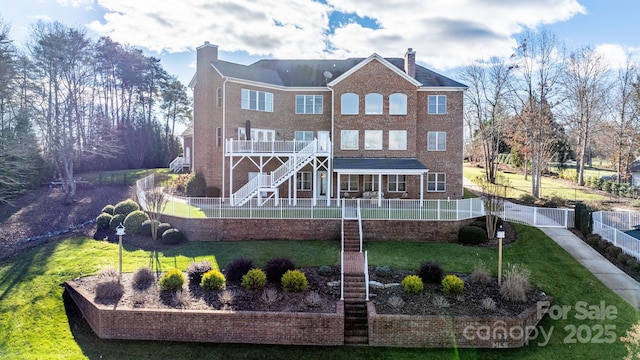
404, 48, 416, 78
197, 41, 218, 73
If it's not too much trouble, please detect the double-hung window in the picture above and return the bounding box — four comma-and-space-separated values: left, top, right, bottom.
340, 175, 358, 192
241, 89, 273, 112
427, 173, 446, 192
427, 131, 446, 151
297, 172, 312, 191
296, 95, 323, 114
363, 175, 379, 192
428, 95, 446, 114
387, 175, 406, 192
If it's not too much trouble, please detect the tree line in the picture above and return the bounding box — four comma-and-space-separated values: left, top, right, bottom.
0, 18, 191, 204
462, 29, 640, 198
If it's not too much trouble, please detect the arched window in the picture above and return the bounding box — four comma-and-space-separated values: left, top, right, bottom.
389, 93, 407, 115
341, 93, 359, 115
365, 93, 383, 114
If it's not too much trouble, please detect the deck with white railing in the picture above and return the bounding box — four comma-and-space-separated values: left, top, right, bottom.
169, 156, 190, 173
225, 139, 331, 155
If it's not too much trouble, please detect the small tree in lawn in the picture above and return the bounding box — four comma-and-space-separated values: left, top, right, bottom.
475, 174, 508, 240
145, 188, 167, 240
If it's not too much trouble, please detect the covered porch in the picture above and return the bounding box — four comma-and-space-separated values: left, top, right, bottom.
334, 158, 429, 206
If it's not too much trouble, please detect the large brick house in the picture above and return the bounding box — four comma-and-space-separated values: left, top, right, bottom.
188, 42, 466, 205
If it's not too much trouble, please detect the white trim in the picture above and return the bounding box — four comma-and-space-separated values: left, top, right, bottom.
418, 87, 466, 91
334, 168, 428, 175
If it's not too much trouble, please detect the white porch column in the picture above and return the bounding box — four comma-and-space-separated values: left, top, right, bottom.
378, 173, 382, 207
312, 156, 317, 206
337, 172, 341, 201
420, 173, 424, 206
229, 155, 234, 203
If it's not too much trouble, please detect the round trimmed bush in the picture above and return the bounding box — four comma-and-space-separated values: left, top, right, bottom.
101, 204, 115, 215
265, 258, 295, 284
201, 269, 226, 290
123, 210, 150, 235
225, 258, 254, 282
185, 171, 207, 197
281, 270, 308, 292
458, 225, 488, 245
402, 275, 424, 294
442, 274, 465, 295
318, 265, 334, 277
113, 199, 139, 216
418, 261, 443, 284
95, 280, 124, 302
157, 222, 172, 236
109, 214, 126, 232
187, 260, 213, 283
242, 268, 267, 290
139, 219, 160, 236
375, 265, 392, 277
158, 269, 185, 292
96, 213, 113, 230
161, 228, 186, 245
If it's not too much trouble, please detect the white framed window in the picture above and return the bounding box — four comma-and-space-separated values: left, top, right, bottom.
297, 172, 312, 191
341, 93, 359, 114
427, 173, 446, 192
296, 95, 323, 114
389, 130, 407, 150
295, 131, 314, 141
427, 131, 446, 151
238, 128, 275, 141
216, 87, 222, 107
241, 88, 273, 112
340, 175, 359, 192
341, 130, 359, 150
387, 175, 406, 192
364, 130, 383, 150
365, 93, 383, 115
389, 93, 407, 115
363, 175, 379, 192
428, 95, 446, 114
216, 127, 222, 147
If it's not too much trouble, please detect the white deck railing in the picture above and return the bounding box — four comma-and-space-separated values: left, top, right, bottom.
226, 139, 330, 154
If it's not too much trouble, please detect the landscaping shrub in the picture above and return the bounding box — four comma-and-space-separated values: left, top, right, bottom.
187, 260, 213, 283
519, 194, 538, 204
544, 194, 567, 208
458, 225, 488, 245
265, 257, 295, 284
123, 210, 150, 235
157, 222, 172, 236
109, 214, 126, 232
201, 269, 226, 290
185, 171, 207, 197
161, 228, 186, 245
585, 233, 602, 247
318, 265, 334, 277
606, 245, 623, 258
225, 258, 254, 282
159, 269, 185, 292
96, 213, 112, 230
500, 263, 531, 302
401, 275, 424, 294
418, 261, 443, 284
374, 265, 392, 277
95, 280, 124, 302
132, 267, 155, 290
101, 204, 115, 215
442, 274, 464, 295
113, 199, 139, 216
281, 269, 308, 292
139, 219, 160, 236
205, 186, 220, 197
242, 268, 267, 290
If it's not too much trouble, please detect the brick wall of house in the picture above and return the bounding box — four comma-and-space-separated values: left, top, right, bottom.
161, 214, 476, 242
65, 282, 345, 346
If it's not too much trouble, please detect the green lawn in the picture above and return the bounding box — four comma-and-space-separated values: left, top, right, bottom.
0, 225, 638, 359
464, 165, 610, 201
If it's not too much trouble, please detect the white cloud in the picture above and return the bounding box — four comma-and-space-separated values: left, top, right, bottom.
595, 43, 640, 71
56, 0, 94, 8
86, 0, 586, 70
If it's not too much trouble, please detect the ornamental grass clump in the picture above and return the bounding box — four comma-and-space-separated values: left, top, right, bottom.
442, 274, 464, 295
500, 263, 532, 302
401, 275, 424, 294
132, 267, 155, 290
159, 269, 185, 292
281, 269, 308, 292
187, 260, 213, 283
201, 269, 226, 291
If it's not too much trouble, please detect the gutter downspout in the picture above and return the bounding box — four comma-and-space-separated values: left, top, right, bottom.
328, 84, 334, 206
222, 77, 229, 201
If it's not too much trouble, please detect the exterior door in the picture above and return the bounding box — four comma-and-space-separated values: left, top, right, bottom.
318, 131, 330, 152
318, 171, 328, 196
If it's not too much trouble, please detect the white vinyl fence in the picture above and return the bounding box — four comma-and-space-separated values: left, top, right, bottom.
501, 201, 574, 228
593, 211, 640, 260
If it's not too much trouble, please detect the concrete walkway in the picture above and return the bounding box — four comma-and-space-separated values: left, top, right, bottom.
540, 227, 640, 308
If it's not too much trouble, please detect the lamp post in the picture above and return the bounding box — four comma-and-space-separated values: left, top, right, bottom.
116, 223, 125, 281
496, 225, 505, 285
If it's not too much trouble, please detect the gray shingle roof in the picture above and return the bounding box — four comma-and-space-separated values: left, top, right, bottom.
333, 158, 428, 172
211, 57, 466, 88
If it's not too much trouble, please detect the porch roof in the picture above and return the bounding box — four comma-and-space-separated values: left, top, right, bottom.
333, 158, 428, 175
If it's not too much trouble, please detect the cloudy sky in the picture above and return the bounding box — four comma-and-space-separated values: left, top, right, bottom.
2, 0, 638, 84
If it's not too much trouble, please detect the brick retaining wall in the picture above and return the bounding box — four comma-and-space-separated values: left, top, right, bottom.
161, 215, 476, 242
65, 281, 345, 346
